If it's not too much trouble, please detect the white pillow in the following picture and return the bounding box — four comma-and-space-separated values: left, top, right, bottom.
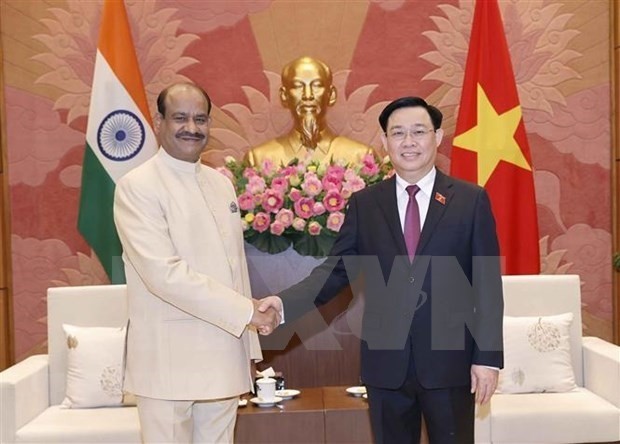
497, 312, 577, 394
61, 324, 127, 408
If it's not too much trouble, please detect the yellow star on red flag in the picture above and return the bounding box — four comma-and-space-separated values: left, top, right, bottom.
453, 84, 531, 187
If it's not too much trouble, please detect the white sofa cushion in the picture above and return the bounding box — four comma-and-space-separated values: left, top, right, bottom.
15, 405, 140, 443
61, 324, 127, 408
16, 405, 141, 443
490, 388, 620, 443
498, 313, 577, 394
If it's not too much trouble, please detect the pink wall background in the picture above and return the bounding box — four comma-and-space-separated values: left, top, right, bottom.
1, 0, 613, 359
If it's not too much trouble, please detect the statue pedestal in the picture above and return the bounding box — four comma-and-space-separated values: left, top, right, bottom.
244, 243, 363, 388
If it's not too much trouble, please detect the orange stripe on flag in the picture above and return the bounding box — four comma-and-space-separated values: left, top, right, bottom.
98, 0, 152, 127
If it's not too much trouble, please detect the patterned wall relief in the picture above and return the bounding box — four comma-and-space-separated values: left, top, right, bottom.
1, 0, 614, 359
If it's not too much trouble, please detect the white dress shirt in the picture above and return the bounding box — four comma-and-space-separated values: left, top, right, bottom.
395, 167, 437, 233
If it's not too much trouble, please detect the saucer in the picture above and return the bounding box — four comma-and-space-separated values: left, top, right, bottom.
275, 389, 300, 400
346, 386, 367, 397
250, 396, 282, 407
238, 399, 248, 407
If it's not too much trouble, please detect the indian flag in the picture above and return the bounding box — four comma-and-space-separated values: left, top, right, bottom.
78, 0, 157, 284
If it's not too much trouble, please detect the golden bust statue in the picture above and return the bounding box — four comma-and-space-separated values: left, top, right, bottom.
245, 56, 373, 167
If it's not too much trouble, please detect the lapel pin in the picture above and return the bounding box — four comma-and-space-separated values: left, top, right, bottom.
230, 202, 239, 213
434, 192, 446, 205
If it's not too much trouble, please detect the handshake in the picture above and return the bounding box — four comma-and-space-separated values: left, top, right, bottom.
250, 296, 283, 335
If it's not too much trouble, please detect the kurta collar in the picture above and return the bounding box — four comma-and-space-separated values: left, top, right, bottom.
157, 147, 202, 174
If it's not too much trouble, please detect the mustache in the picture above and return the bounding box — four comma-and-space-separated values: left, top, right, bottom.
176, 131, 205, 140
296, 103, 322, 115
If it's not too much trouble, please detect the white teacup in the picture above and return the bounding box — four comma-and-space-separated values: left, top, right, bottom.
256, 376, 276, 402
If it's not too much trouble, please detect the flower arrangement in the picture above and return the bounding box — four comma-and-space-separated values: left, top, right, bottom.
218, 154, 393, 257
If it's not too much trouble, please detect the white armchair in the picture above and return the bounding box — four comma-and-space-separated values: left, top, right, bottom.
0, 285, 140, 443
475, 275, 620, 443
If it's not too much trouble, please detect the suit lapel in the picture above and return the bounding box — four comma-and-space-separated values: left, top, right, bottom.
417, 170, 454, 254
374, 176, 409, 258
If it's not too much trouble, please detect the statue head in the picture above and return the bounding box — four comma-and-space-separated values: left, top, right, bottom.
280, 56, 337, 148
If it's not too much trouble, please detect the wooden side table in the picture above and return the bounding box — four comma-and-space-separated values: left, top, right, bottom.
323, 386, 373, 443
235, 387, 325, 443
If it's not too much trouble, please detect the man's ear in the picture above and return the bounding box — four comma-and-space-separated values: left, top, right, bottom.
279, 86, 288, 105
328, 85, 337, 107
380, 131, 388, 151
153, 112, 163, 136
434, 128, 444, 146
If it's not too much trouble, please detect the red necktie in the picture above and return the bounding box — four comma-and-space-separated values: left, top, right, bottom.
404, 185, 421, 261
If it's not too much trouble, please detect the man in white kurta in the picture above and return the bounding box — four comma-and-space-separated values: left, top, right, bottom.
114, 83, 280, 443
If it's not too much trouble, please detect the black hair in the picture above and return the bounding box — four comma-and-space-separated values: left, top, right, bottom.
378, 96, 443, 132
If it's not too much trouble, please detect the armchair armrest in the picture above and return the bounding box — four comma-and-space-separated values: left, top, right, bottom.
582, 336, 620, 407
0, 355, 50, 443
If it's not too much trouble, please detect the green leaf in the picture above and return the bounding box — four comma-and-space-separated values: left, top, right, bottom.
292, 232, 336, 258
245, 231, 291, 254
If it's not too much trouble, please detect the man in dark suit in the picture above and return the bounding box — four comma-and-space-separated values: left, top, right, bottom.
259, 96, 503, 444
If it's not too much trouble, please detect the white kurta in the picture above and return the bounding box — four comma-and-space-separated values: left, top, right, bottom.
114, 148, 261, 401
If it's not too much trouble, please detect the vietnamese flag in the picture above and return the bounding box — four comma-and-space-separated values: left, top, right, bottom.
451, 0, 540, 274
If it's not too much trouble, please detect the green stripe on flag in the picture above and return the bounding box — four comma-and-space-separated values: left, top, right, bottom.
78, 145, 126, 284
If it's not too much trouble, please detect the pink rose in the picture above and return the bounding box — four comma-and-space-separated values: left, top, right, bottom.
323, 190, 346, 212
261, 159, 276, 177
243, 167, 258, 178
313, 202, 326, 216
289, 188, 302, 202
294, 197, 315, 219
275, 208, 294, 228
301, 174, 323, 197
292, 217, 307, 231
308, 221, 322, 236
344, 168, 358, 182
326, 164, 346, 181
343, 175, 366, 194
341, 188, 353, 199
280, 166, 298, 178
326, 211, 345, 232
271, 176, 289, 194
270, 220, 285, 236
322, 173, 343, 191
238, 191, 256, 211
261, 189, 284, 213
252, 212, 271, 233
361, 154, 380, 176
216, 166, 234, 182
246, 175, 266, 194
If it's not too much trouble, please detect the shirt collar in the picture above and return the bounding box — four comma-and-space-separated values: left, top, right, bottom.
157, 147, 202, 174
395, 167, 436, 197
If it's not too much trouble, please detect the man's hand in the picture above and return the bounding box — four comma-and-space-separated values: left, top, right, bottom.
257, 295, 283, 316
470, 365, 498, 404
250, 298, 281, 335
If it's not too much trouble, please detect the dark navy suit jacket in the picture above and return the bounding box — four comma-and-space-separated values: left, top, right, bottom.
281, 170, 503, 390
